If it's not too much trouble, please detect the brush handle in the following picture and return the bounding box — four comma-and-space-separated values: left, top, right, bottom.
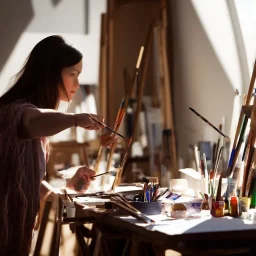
189, 107, 227, 137
110, 200, 154, 223
91, 171, 115, 178
89, 115, 127, 139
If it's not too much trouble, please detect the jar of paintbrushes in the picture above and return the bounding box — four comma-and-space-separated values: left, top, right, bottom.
131, 177, 162, 215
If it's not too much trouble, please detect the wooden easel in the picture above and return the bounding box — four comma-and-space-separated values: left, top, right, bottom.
97, 0, 178, 186
226, 59, 256, 198
98, 13, 108, 119
156, 1, 178, 177
99, 36, 147, 189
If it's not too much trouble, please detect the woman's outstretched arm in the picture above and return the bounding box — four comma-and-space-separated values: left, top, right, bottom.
21, 107, 103, 139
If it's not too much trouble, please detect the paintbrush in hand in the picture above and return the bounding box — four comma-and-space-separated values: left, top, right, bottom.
91, 170, 116, 179
89, 115, 127, 139
61, 189, 73, 202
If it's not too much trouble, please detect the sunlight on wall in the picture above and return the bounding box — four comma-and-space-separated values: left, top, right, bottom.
190, 0, 256, 147
191, 0, 243, 93
234, 0, 256, 80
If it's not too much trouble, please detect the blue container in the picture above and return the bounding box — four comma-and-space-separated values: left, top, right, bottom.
130, 201, 162, 215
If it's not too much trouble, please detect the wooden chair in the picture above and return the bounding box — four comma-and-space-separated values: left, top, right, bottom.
47, 141, 90, 178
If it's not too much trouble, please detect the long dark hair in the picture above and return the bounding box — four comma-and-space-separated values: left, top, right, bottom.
0, 35, 82, 108
0, 35, 82, 255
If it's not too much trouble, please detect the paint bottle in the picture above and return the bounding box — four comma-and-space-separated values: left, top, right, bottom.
230, 196, 239, 217
250, 186, 256, 209
213, 201, 225, 217
240, 197, 250, 219
225, 147, 243, 212
225, 195, 230, 212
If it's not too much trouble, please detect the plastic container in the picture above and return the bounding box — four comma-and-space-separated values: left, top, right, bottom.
162, 199, 174, 215
170, 203, 187, 218
65, 201, 76, 218
171, 210, 187, 218
183, 199, 203, 217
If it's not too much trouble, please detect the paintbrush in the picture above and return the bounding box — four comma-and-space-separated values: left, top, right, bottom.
95, 97, 128, 174
105, 96, 128, 174
114, 96, 128, 129
242, 144, 255, 196
216, 174, 223, 201
109, 138, 133, 191
229, 60, 256, 174
110, 200, 154, 223
228, 115, 248, 176
194, 146, 200, 172
61, 189, 73, 202
213, 146, 223, 194
89, 115, 127, 139
91, 170, 116, 178
203, 153, 209, 194
111, 194, 139, 213
189, 107, 228, 138
213, 138, 220, 170
119, 137, 133, 168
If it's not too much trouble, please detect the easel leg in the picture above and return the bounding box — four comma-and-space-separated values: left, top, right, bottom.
75, 224, 91, 255
121, 238, 131, 256
33, 201, 52, 256
92, 230, 102, 256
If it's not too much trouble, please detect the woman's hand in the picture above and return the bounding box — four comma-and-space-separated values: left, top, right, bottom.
100, 133, 118, 148
75, 113, 104, 130
66, 166, 96, 192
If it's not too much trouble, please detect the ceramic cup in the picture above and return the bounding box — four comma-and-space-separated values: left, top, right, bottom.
66, 201, 76, 218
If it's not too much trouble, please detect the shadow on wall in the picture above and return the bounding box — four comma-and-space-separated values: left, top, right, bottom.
106, 1, 161, 125
170, 0, 235, 166
51, 0, 62, 6
0, 0, 34, 73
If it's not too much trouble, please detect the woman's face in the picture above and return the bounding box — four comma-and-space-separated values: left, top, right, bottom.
59, 60, 83, 102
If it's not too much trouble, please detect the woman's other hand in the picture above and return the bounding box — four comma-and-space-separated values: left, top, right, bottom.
66, 166, 96, 192
100, 134, 118, 148
75, 113, 104, 130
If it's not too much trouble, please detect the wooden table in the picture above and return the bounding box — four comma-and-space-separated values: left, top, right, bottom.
73, 204, 256, 256
37, 186, 256, 256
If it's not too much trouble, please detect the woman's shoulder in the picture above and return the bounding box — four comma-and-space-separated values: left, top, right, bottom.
0, 101, 38, 127
0, 100, 37, 111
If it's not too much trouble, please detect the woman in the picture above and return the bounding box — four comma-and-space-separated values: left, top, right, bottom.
0, 35, 117, 255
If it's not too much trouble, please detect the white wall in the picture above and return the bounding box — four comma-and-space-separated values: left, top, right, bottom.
26, 0, 86, 33
171, 0, 256, 167
233, 0, 256, 80
0, 0, 106, 96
